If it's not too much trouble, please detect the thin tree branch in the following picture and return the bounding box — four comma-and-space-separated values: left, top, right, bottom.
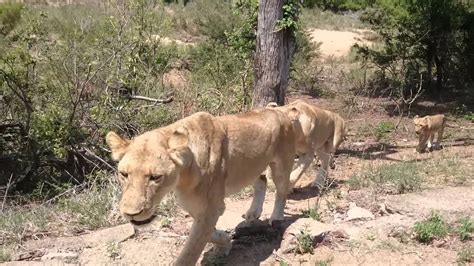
128, 95, 173, 104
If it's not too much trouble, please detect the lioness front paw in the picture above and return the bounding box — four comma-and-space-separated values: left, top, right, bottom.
242, 208, 262, 221
268, 215, 284, 226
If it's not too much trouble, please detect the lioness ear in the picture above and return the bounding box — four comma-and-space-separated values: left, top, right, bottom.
168, 127, 192, 168
287, 106, 300, 121
106, 131, 130, 161
266, 102, 278, 108
414, 115, 419, 119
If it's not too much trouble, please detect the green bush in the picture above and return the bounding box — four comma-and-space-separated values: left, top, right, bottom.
375, 121, 395, 141
414, 211, 450, 243
303, 0, 376, 11
0, 2, 23, 36
457, 217, 474, 241
358, 0, 474, 99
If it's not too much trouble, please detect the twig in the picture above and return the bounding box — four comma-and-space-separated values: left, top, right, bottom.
42, 183, 86, 205
1, 174, 13, 212
83, 147, 115, 171
129, 95, 173, 104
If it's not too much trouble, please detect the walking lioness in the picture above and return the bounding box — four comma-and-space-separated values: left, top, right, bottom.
106, 109, 295, 265
414, 114, 446, 152
268, 100, 346, 189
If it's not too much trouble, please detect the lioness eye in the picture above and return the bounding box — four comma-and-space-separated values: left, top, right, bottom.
150, 175, 163, 182
120, 171, 128, 178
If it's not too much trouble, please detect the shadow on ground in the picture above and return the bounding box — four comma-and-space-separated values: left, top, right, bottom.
202, 214, 303, 265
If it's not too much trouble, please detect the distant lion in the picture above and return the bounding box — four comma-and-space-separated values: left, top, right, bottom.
267, 100, 346, 189
413, 114, 446, 152
106, 109, 295, 265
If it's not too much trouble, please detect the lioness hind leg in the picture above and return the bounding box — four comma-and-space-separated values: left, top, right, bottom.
243, 175, 267, 221
268, 160, 292, 225
436, 126, 444, 149
427, 133, 434, 151
289, 152, 313, 189
313, 147, 331, 189
330, 131, 344, 169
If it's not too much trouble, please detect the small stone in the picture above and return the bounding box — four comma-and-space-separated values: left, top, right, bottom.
12, 250, 45, 261
433, 239, 446, 248
41, 252, 78, 261
346, 204, 374, 221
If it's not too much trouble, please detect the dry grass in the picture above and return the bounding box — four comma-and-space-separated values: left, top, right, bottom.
0, 180, 124, 254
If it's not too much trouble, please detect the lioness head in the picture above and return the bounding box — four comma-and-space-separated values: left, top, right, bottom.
413, 115, 429, 135
106, 128, 193, 225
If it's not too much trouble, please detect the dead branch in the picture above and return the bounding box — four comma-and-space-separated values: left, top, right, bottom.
128, 95, 173, 104
82, 147, 115, 171
1, 174, 13, 212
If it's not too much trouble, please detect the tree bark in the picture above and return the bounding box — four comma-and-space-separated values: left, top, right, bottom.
252, 0, 296, 108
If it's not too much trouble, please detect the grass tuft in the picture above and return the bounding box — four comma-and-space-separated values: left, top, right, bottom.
348, 162, 422, 194
0, 248, 11, 262
457, 217, 474, 241
414, 211, 449, 243
457, 247, 473, 266
301, 200, 322, 221
295, 225, 314, 254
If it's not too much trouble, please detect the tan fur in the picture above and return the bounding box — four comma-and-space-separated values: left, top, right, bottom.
267, 99, 346, 189
106, 109, 295, 265
413, 114, 446, 152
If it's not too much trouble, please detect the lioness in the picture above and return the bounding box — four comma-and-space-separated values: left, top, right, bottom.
413, 114, 446, 152
106, 109, 295, 265
267, 100, 346, 189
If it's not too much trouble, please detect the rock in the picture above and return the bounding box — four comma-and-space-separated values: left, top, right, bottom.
433, 239, 447, 248
12, 249, 45, 261
41, 252, 78, 261
333, 212, 345, 223
330, 229, 349, 240
280, 218, 334, 253
285, 218, 334, 237
346, 203, 374, 221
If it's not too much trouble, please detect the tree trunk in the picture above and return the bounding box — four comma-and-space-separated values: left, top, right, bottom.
252, 0, 296, 108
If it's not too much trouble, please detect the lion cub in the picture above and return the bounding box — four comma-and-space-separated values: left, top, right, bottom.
413, 114, 446, 152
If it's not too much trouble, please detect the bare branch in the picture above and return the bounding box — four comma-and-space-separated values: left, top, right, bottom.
1, 174, 13, 213
82, 147, 115, 171
128, 95, 173, 104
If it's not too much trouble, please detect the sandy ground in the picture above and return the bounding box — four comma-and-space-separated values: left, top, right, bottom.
308, 28, 375, 58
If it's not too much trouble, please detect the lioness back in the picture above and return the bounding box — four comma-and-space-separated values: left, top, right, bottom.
217, 108, 295, 195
